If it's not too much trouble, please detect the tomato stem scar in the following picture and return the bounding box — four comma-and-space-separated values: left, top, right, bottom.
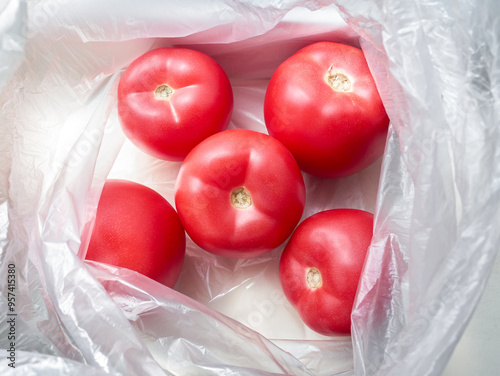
307, 267, 322, 288
231, 187, 252, 209
326, 72, 351, 92
155, 84, 174, 100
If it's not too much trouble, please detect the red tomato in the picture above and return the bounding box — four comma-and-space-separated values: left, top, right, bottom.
175, 129, 306, 258
264, 41, 389, 178
279, 209, 373, 335
117, 48, 233, 161
85, 179, 186, 288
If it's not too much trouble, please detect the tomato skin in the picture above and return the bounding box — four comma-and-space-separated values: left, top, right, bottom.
279, 209, 373, 335
174, 129, 306, 258
118, 48, 233, 161
85, 180, 186, 288
264, 41, 389, 178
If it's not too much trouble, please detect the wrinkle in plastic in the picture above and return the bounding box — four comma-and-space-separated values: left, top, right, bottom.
1, 0, 499, 375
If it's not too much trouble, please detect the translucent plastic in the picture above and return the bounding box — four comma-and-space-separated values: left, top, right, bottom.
1, 0, 499, 375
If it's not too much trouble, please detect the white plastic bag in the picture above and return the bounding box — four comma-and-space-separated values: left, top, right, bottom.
336, 1, 500, 374
1, 0, 499, 375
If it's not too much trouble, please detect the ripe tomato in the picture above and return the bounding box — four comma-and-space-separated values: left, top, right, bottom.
117, 48, 233, 161
264, 41, 389, 178
279, 209, 373, 335
175, 129, 306, 258
85, 179, 186, 288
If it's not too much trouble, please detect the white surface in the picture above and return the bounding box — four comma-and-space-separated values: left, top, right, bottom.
442, 250, 500, 376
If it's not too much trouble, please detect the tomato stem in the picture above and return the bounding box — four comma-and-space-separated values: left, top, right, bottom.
155, 84, 174, 100
326, 73, 351, 92
307, 267, 322, 289
231, 187, 252, 209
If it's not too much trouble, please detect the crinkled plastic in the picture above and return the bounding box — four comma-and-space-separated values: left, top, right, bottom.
1, 0, 499, 375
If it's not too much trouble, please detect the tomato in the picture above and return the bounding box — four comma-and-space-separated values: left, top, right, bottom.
174, 129, 306, 258
85, 179, 186, 288
117, 48, 233, 161
264, 41, 389, 178
279, 209, 373, 335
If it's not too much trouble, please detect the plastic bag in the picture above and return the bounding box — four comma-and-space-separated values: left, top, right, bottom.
1, 0, 499, 375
